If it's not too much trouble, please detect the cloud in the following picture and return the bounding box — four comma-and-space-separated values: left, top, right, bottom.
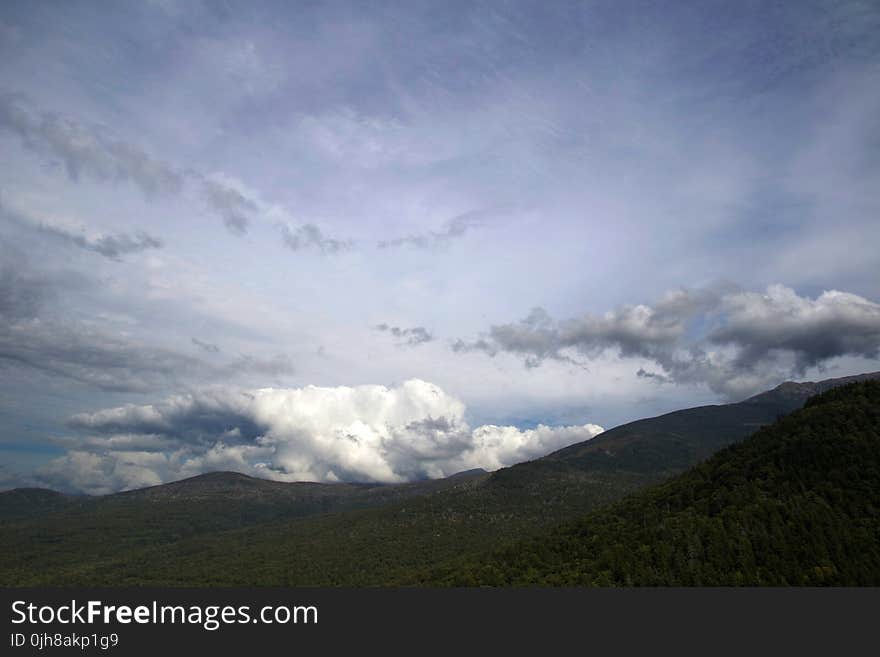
65, 229, 162, 259
38, 450, 169, 495
67, 387, 263, 440
201, 178, 257, 235
635, 368, 670, 383
453, 284, 880, 399
0, 93, 182, 197
280, 223, 351, 253
0, 254, 182, 394
40, 379, 604, 492
377, 210, 484, 250
1, 198, 163, 259
0, 316, 209, 392
0, 314, 294, 393
14, 216, 162, 263
0, 93, 341, 242
0, 254, 293, 392
711, 286, 880, 370
0, 262, 52, 321
225, 353, 295, 379
191, 337, 220, 353
0, 462, 36, 492
375, 323, 433, 346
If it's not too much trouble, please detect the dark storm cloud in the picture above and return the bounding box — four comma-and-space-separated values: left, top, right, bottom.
453, 285, 880, 399
709, 287, 880, 372
67, 388, 267, 445
375, 323, 434, 346
280, 223, 351, 253
452, 301, 680, 370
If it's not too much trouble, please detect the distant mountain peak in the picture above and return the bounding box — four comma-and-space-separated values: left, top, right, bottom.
745, 371, 880, 405
175, 471, 258, 484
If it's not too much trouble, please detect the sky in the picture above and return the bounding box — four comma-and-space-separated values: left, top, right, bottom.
1, 0, 879, 493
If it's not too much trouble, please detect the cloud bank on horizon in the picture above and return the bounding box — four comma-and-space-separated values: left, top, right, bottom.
40, 379, 604, 494
1, 1, 879, 491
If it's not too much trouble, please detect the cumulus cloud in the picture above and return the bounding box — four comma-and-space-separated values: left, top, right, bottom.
280, 223, 351, 253
375, 323, 433, 346
40, 379, 604, 493
711, 286, 880, 370
453, 284, 880, 399
39, 450, 170, 495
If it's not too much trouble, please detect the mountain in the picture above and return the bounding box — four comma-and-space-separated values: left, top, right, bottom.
544, 370, 880, 469
420, 380, 880, 585
0, 487, 72, 521
484, 370, 880, 503
744, 371, 880, 405
1, 371, 878, 585
0, 467, 491, 533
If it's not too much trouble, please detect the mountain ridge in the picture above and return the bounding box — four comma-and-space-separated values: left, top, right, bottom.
2, 371, 878, 586
418, 380, 880, 586
6, 372, 877, 502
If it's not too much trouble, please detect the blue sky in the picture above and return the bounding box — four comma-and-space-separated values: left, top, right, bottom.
1, 1, 879, 491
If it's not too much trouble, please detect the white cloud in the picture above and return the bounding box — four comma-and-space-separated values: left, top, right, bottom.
39, 379, 603, 493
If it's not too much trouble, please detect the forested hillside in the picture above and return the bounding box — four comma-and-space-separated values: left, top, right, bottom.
2, 375, 877, 586
420, 381, 880, 586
